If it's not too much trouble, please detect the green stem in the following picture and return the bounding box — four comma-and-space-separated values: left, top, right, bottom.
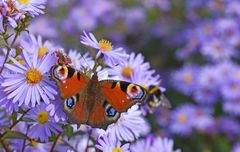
0, 109, 30, 139
21, 125, 30, 152
0, 31, 20, 74
50, 133, 61, 152
0, 139, 10, 152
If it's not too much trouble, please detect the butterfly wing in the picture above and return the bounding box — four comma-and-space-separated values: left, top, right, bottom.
63, 85, 120, 129
64, 93, 88, 124
99, 80, 147, 112
51, 65, 89, 99
87, 99, 120, 129
147, 85, 171, 108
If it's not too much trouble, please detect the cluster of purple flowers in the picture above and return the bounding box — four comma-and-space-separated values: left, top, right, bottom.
166, 0, 240, 151
1, 0, 240, 151
0, 1, 180, 151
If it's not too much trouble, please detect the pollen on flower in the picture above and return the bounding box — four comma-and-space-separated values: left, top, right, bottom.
122, 66, 134, 78
18, 0, 30, 5
30, 138, 38, 147
38, 47, 48, 58
183, 73, 192, 83
37, 111, 49, 124
177, 114, 187, 124
25, 69, 42, 84
98, 39, 112, 52
113, 147, 122, 152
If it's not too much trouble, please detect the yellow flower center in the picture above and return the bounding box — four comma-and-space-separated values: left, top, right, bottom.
38, 47, 48, 58
98, 39, 112, 52
18, 0, 30, 5
122, 66, 134, 78
30, 138, 38, 147
25, 69, 42, 84
113, 148, 122, 152
37, 111, 49, 124
177, 114, 187, 124
183, 73, 192, 83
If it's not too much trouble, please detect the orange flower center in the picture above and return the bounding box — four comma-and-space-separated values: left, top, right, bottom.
18, 0, 30, 5
183, 73, 192, 83
113, 148, 122, 152
122, 66, 134, 78
178, 114, 187, 124
98, 39, 112, 52
38, 47, 48, 58
25, 69, 42, 84
37, 111, 49, 124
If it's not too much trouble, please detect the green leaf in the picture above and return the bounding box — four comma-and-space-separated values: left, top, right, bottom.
64, 125, 74, 139
11, 112, 17, 124
2, 131, 30, 140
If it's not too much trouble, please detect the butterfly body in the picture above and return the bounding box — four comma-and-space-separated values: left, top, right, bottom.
51, 64, 147, 129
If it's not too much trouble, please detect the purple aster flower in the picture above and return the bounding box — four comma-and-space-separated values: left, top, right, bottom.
226, 1, 240, 16
10, 121, 51, 151
98, 105, 150, 142
221, 80, 240, 100
217, 117, 240, 140
68, 49, 95, 71
197, 66, 219, 89
2, 50, 57, 107
20, 34, 56, 58
223, 99, 240, 116
0, 1, 24, 30
172, 64, 198, 95
201, 38, 236, 61
169, 104, 195, 136
193, 85, 219, 105
46, 95, 67, 122
130, 67, 163, 88
191, 107, 214, 132
108, 52, 152, 81
131, 135, 181, 152
15, 0, 47, 17
25, 103, 63, 142
214, 61, 238, 85
57, 134, 95, 152
0, 76, 18, 114
96, 133, 130, 152
80, 31, 129, 67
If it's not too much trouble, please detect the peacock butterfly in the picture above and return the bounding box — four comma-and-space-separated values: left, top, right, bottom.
51, 52, 147, 129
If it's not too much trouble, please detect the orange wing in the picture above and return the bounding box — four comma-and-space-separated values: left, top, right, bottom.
64, 93, 88, 124
87, 99, 120, 129
51, 65, 89, 98
100, 80, 147, 112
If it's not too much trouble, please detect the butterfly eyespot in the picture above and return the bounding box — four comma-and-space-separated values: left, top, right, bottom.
106, 106, 117, 117
64, 96, 77, 111
127, 84, 144, 99
53, 65, 68, 80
